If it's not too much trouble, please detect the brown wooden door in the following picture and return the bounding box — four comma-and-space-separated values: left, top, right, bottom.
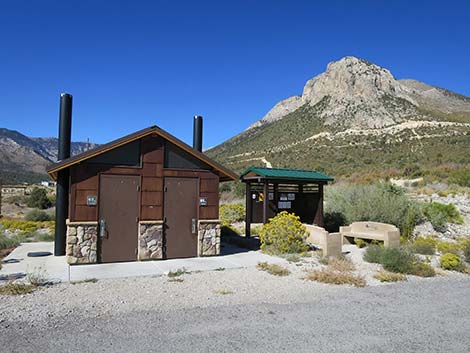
164, 177, 198, 259
99, 174, 140, 263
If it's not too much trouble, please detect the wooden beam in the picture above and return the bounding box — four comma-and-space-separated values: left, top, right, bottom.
245, 182, 252, 237
314, 183, 324, 227
262, 180, 268, 224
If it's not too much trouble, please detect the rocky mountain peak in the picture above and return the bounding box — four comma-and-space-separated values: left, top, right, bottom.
250, 56, 470, 130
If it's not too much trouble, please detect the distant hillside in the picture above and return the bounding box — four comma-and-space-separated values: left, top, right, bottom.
0, 128, 98, 184
207, 56, 470, 178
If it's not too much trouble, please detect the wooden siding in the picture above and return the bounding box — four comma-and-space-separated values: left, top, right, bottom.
69, 134, 219, 222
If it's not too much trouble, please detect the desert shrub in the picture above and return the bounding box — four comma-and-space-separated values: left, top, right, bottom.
355, 238, 367, 248
219, 203, 245, 226
460, 239, 470, 263
0, 219, 54, 233
409, 262, 436, 277
250, 225, 262, 236
325, 182, 420, 239
25, 209, 53, 222
380, 248, 415, 274
364, 246, 417, 274
409, 237, 437, 255
327, 257, 355, 272
256, 262, 290, 276
304, 268, 366, 287
323, 211, 347, 232
259, 211, 309, 254
363, 245, 385, 264
37, 232, 54, 242
0, 282, 36, 296
440, 253, 462, 271
422, 202, 464, 232
448, 169, 470, 187
374, 270, 407, 282
219, 183, 231, 193
0, 231, 20, 250
436, 241, 461, 255
26, 188, 52, 209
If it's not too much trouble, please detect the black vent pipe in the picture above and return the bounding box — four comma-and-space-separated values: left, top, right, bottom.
193, 115, 203, 152
54, 93, 72, 256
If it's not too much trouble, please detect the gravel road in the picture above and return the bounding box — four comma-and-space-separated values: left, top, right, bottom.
1, 266, 469, 353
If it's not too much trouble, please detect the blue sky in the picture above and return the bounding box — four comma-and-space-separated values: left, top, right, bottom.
1, 0, 469, 148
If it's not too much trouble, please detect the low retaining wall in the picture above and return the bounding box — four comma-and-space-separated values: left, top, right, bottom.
66, 221, 98, 264
138, 221, 164, 260
198, 220, 221, 256
304, 224, 342, 258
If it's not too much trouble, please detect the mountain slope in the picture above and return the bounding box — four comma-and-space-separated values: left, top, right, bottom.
207, 57, 470, 177
0, 129, 97, 184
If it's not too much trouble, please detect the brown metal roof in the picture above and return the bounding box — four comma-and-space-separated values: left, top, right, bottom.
46, 125, 237, 182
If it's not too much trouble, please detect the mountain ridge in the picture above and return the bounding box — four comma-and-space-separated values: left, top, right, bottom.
207, 56, 470, 177
0, 128, 98, 184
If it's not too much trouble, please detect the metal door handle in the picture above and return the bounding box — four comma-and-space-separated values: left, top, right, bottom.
191, 218, 197, 234
99, 219, 106, 238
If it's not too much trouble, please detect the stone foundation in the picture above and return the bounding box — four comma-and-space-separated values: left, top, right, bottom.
198, 220, 221, 256
66, 221, 98, 265
138, 221, 163, 260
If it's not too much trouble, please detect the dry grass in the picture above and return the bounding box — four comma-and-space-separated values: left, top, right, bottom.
71, 278, 98, 285
304, 268, 366, 287
168, 268, 189, 278
256, 262, 290, 276
374, 270, 407, 283
167, 278, 184, 283
0, 282, 37, 296
327, 258, 356, 272
213, 289, 234, 295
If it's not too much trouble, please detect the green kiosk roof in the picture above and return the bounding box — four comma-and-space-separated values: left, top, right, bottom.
240, 166, 333, 182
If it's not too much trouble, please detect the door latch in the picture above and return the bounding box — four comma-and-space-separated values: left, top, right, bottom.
99, 219, 106, 238
191, 218, 197, 234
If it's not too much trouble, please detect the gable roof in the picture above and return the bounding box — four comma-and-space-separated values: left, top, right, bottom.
240, 166, 333, 182
47, 125, 237, 182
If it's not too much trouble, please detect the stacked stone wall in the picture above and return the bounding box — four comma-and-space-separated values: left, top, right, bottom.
198, 220, 221, 256
138, 222, 163, 260
66, 222, 98, 264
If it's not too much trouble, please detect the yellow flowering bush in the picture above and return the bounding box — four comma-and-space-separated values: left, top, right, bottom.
220, 203, 245, 226
0, 219, 54, 233
259, 211, 309, 254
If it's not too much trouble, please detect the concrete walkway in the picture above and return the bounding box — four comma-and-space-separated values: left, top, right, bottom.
0, 242, 286, 283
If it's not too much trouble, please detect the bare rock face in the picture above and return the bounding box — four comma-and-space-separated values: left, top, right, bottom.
250, 56, 470, 130
249, 96, 303, 129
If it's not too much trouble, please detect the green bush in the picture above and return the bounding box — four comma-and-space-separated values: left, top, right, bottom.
460, 239, 470, 263
409, 237, 436, 255
436, 241, 461, 255
448, 169, 470, 187
325, 182, 421, 239
440, 253, 462, 271
26, 188, 52, 209
363, 245, 384, 264
219, 203, 245, 226
422, 202, 464, 232
354, 238, 367, 248
259, 211, 309, 254
25, 209, 53, 222
409, 262, 436, 277
380, 248, 415, 274
0, 231, 21, 250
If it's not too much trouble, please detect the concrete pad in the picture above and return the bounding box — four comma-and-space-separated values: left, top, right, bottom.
1, 242, 288, 283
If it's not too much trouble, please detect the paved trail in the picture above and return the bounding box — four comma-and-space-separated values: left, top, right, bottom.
1, 276, 469, 352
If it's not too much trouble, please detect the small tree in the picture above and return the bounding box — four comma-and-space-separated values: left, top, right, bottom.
27, 188, 52, 209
